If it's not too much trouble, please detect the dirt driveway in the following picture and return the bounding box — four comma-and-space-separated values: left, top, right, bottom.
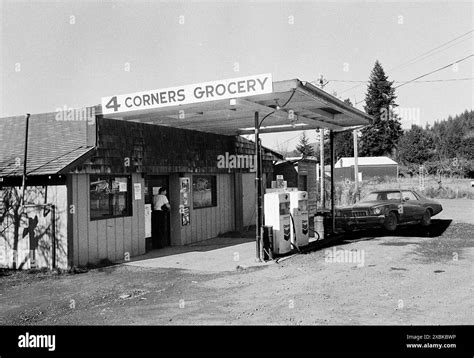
1, 199, 473, 325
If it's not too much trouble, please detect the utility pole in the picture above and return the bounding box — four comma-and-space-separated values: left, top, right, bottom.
353, 129, 359, 202
319, 129, 325, 209
317, 74, 329, 90
318, 75, 327, 209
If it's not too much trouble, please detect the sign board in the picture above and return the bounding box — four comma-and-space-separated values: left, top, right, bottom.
144, 204, 152, 238
101, 73, 273, 115
134, 183, 142, 200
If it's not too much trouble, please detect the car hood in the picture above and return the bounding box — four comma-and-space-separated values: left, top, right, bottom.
337, 201, 389, 210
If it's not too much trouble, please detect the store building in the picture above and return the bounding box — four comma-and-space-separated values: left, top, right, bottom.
0, 109, 279, 269
0, 74, 371, 269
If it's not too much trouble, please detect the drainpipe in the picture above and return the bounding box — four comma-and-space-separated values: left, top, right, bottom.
21, 113, 30, 207
51, 204, 56, 269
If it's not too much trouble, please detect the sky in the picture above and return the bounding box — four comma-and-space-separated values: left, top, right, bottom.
1, 0, 473, 151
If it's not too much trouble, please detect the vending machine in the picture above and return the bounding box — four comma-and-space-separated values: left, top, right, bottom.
264, 192, 292, 255
289, 191, 309, 247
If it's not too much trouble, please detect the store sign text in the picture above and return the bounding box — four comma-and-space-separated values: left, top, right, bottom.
101, 73, 273, 115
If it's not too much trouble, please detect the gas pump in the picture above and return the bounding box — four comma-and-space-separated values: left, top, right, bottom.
264, 192, 291, 255
289, 191, 309, 248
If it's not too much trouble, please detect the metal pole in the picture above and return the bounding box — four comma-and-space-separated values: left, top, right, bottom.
254, 112, 262, 261
319, 128, 325, 209
21, 113, 30, 206
52, 205, 56, 269
330, 130, 335, 234
353, 129, 359, 202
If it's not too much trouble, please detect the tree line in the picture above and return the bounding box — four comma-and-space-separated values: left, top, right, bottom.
292, 61, 473, 178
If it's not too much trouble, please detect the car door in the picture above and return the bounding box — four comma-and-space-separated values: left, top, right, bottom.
401, 191, 424, 222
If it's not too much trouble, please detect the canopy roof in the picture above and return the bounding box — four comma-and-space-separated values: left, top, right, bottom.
99, 78, 372, 136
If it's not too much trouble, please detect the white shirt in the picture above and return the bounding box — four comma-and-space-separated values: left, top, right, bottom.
153, 194, 169, 211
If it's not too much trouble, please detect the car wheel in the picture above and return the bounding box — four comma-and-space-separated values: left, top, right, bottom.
420, 209, 432, 227
384, 212, 398, 232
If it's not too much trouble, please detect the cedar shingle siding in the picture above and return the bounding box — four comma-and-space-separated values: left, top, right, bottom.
77, 117, 277, 174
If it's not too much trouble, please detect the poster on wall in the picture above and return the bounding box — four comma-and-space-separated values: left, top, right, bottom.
180, 178, 190, 193
134, 183, 142, 200
181, 206, 190, 226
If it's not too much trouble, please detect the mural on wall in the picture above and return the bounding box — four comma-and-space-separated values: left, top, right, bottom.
23, 215, 39, 268
0, 186, 68, 270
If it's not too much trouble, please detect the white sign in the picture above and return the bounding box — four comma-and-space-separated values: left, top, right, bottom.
134, 183, 142, 200
101, 73, 273, 115
144, 204, 152, 238
119, 182, 127, 192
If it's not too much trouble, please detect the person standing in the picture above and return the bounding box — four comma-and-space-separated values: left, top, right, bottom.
152, 187, 170, 249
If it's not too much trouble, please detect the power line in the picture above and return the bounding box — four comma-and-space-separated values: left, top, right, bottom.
354, 54, 474, 104
388, 29, 473, 72
394, 54, 474, 89
328, 77, 474, 83
391, 36, 472, 72
337, 29, 474, 96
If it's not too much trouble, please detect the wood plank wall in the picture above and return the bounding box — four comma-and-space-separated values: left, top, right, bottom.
69, 173, 145, 266
178, 173, 234, 245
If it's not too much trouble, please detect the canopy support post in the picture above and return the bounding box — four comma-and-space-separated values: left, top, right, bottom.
255, 111, 263, 262
330, 130, 335, 234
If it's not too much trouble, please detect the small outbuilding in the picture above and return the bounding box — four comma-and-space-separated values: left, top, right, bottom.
334, 156, 398, 182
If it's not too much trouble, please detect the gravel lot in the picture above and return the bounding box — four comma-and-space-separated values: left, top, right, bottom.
1, 199, 472, 325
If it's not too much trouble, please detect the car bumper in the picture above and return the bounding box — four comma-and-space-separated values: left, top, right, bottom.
336, 215, 386, 228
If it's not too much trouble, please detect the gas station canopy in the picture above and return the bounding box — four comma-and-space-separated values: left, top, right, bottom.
100, 75, 372, 135
98, 73, 373, 261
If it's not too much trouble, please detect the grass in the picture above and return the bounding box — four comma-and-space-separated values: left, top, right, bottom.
333, 176, 474, 206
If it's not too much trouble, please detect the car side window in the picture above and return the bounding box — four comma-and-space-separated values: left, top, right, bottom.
386, 192, 401, 200
402, 191, 418, 201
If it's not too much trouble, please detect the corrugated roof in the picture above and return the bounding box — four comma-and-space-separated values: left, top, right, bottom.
335, 156, 398, 167
0, 112, 94, 177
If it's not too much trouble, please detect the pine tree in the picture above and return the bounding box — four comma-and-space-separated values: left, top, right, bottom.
360, 61, 403, 157
398, 125, 434, 165
333, 99, 355, 159
296, 131, 316, 158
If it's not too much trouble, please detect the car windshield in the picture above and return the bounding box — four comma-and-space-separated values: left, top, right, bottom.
360, 191, 401, 202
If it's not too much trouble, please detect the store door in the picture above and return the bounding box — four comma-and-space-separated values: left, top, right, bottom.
145, 175, 170, 250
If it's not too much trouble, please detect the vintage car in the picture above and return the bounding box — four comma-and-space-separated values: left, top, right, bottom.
335, 189, 443, 232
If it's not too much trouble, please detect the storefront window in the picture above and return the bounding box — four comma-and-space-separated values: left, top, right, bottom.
90, 175, 132, 220
192, 175, 217, 209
